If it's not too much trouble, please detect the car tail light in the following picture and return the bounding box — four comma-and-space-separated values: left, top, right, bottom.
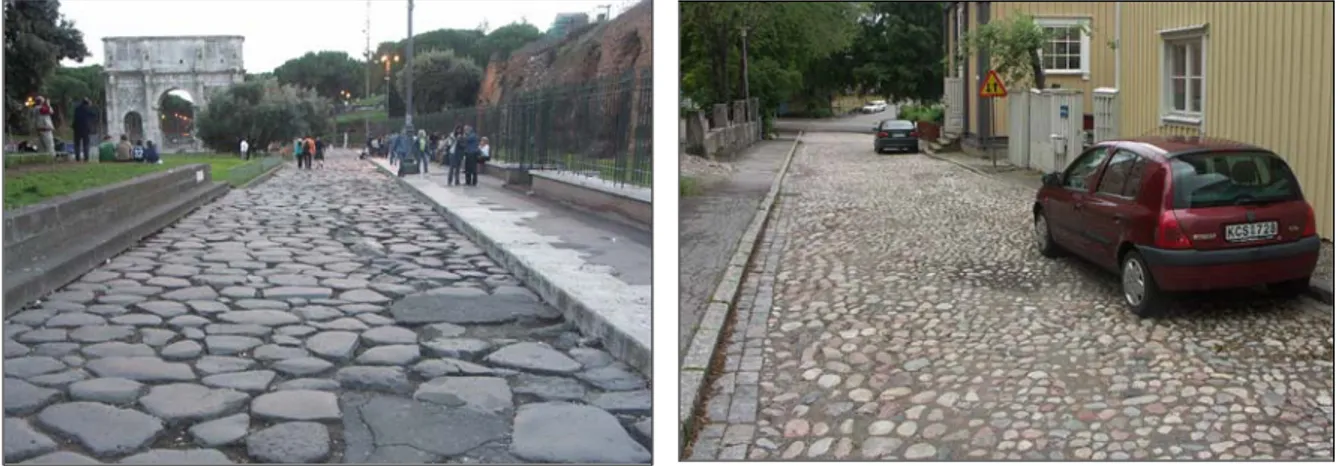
910, 130, 920, 138
1154, 210, 1192, 249
877, 132, 888, 138
1303, 204, 1317, 237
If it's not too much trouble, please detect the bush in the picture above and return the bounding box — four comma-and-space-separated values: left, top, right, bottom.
898, 103, 944, 124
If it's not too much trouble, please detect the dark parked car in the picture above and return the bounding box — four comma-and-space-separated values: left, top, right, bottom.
1032, 136, 1319, 316
873, 119, 919, 153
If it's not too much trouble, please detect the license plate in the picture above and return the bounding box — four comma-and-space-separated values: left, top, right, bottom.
891, 131, 909, 137
1225, 221, 1278, 242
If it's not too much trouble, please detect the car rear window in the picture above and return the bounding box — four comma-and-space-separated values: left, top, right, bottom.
880, 120, 914, 130
1169, 150, 1304, 208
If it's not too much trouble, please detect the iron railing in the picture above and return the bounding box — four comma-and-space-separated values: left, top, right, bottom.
358, 67, 653, 187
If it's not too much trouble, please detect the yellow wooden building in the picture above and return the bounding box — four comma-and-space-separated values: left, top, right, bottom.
945, 1, 1335, 239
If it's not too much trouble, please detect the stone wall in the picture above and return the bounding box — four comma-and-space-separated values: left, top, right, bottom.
683, 97, 762, 159
3, 164, 230, 315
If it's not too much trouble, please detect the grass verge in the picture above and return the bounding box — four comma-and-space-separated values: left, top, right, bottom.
3, 154, 277, 209
680, 176, 703, 197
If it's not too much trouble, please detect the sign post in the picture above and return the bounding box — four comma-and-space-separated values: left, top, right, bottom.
979, 69, 1007, 169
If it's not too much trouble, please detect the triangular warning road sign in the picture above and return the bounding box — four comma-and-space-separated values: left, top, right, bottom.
979, 70, 1007, 98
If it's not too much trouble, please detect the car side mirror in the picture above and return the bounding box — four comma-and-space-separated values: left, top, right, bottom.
872, 126, 879, 132
1042, 173, 1062, 187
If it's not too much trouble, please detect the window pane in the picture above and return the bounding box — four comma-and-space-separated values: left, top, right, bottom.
1065, 148, 1109, 190
1068, 56, 1081, 70
1190, 42, 1202, 76
1189, 77, 1203, 112
1067, 41, 1081, 55
1121, 155, 1148, 198
1172, 77, 1187, 110
1097, 150, 1136, 195
1170, 44, 1186, 75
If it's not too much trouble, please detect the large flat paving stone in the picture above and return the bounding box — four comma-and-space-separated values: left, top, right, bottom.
119, 449, 234, 464
36, 401, 164, 456
247, 422, 330, 463
510, 402, 651, 463
250, 390, 340, 421
412, 376, 513, 415
189, 413, 249, 447
17, 451, 101, 464
4, 418, 57, 462
483, 342, 583, 374
139, 383, 250, 423
85, 357, 196, 382
389, 292, 559, 325
5, 378, 61, 415
68, 377, 145, 404
341, 393, 509, 462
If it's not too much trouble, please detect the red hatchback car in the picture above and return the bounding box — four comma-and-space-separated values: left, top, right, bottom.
1033, 136, 1320, 317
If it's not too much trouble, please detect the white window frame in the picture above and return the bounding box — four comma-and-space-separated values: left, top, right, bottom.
1158, 24, 1208, 127
1034, 17, 1091, 80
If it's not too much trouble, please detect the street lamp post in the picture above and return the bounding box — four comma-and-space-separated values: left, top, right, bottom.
404, 0, 415, 133
382, 54, 399, 135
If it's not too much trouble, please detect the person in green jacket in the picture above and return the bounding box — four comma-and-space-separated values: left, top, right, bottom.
97, 135, 116, 162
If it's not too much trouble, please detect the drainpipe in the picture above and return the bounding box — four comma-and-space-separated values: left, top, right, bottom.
1114, 2, 1121, 91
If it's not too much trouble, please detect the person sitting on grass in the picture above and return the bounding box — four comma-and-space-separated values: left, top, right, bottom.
132, 140, 145, 162
115, 135, 133, 161
143, 140, 161, 164
98, 135, 116, 162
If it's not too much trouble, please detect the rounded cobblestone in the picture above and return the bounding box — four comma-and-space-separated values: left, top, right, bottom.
687, 134, 1332, 461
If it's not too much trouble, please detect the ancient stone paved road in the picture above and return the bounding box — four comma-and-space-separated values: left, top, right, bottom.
3, 153, 651, 464
689, 133, 1333, 461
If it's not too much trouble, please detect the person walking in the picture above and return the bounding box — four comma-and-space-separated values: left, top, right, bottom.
72, 98, 96, 162
314, 136, 326, 169
415, 129, 430, 175
461, 125, 481, 186
293, 137, 303, 166
445, 127, 464, 185
239, 138, 250, 160
303, 136, 316, 170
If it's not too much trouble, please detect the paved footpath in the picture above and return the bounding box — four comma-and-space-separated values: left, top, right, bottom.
3, 152, 650, 464
679, 139, 792, 354
688, 132, 1333, 461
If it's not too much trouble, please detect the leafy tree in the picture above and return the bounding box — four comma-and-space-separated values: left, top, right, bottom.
196, 79, 333, 152
394, 49, 483, 114
959, 11, 1090, 90
4, 0, 90, 133
848, 2, 945, 103
680, 1, 864, 117
477, 22, 543, 63
273, 51, 364, 99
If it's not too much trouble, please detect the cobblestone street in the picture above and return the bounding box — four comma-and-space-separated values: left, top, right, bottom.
689, 133, 1334, 461
3, 153, 650, 464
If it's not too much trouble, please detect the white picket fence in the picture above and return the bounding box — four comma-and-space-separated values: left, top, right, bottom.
943, 77, 964, 137
1093, 88, 1119, 143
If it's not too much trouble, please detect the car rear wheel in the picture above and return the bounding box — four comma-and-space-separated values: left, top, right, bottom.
1033, 212, 1061, 258
1121, 251, 1168, 318
1267, 278, 1311, 298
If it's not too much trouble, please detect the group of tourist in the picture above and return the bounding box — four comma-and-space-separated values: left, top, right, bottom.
292, 136, 326, 170
95, 134, 161, 164
367, 125, 490, 185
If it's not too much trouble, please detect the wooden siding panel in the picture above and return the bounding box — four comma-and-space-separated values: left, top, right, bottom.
988, 2, 1117, 134
1118, 2, 1334, 239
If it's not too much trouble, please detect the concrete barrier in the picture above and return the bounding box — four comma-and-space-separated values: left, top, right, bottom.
529, 170, 651, 230
3, 164, 229, 315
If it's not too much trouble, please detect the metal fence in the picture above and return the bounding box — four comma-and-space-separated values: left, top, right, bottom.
360, 68, 653, 187
222, 155, 284, 187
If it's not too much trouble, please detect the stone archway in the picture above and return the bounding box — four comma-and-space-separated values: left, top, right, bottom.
103, 35, 245, 153
158, 89, 196, 151
123, 111, 145, 141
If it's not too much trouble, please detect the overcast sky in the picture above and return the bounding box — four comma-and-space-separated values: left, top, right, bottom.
60, 0, 639, 72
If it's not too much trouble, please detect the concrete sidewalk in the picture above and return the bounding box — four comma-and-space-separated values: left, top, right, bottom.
368, 157, 652, 375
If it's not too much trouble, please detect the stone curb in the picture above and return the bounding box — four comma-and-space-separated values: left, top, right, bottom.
679, 133, 804, 449
925, 148, 1337, 307
365, 160, 652, 377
